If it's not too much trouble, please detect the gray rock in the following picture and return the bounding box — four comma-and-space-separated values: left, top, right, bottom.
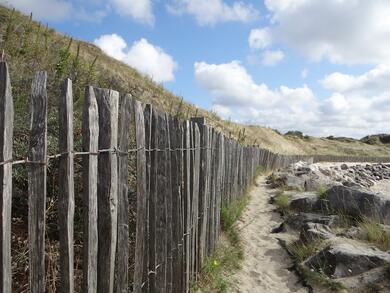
326, 186, 390, 224
305, 238, 390, 278
341, 164, 349, 170
285, 213, 340, 231
338, 227, 365, 239
300, 222, 335, 242
289, 192, 329, 213
338, 266, 388, 290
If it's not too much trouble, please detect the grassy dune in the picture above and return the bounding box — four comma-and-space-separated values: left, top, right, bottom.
1, 5, 390, 156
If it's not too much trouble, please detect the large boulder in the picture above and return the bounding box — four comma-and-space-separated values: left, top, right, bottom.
285, 213, 340, 231
288, 192, 328, 213
305, 238, 390, 278
325, 186, 390, 224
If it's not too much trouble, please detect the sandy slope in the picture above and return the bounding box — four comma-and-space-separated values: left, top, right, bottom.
229, 176, 307, 293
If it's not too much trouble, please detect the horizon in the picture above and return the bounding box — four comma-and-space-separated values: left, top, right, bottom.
2, 0, 390, 139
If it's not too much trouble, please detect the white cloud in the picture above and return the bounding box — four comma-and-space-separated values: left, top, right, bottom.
194, 61, 390, 137
94, 34, 127, 60
321, 64, 390, 94
261, 50, 284, 66
194, 61, 319, 133
110, 0, 154, 25
1, 0, 73, 21
248, 28, 272, 50
94, 34, 178, 83
264, 0, 390, 64
167, 0, 259, 26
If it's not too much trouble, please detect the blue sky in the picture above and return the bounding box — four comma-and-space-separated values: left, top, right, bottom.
4, 0, 390, 138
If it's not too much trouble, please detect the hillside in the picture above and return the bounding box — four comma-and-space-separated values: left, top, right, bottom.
1, 5, 390, 157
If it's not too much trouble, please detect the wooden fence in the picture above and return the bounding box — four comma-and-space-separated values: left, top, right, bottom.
1, 61, 390, 293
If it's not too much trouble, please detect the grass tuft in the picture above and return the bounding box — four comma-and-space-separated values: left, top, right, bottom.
358, 218, 390, 251
287, 240, 345, 292
274, 190, 290, 214
316, 185, 328, 200
196, 195, 249, 292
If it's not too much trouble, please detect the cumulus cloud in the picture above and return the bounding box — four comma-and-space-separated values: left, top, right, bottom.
94, 34, 178, 83
194, 61, 390, 137
321, 64, 390, 94
167, 0, 259, 26
261, 50, 284, 66
248, 28, 272, 50
264, 0, 390, 64
110, 0, 154, 25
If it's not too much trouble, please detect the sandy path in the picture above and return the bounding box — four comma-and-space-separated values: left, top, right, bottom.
229, 176, 307, 293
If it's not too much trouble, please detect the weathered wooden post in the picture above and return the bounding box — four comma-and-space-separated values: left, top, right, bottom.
0, 61, 13, 293
28, 71, 48, 293
58, 79, 75, 293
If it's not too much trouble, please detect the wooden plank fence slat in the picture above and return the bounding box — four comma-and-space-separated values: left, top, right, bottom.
146, 104, 158, 293
116, 94, 133, 293
58, 79, 75, 293
133, 100, 147, 293
28, 71, 48, 293
193, 124, 201, 276
0, 61, 13, 293
168, 117, 182, 293
183, 121, 191, 292
82, 86, 99, 293
95, 88, 119, 293
156, 112, 168, 292
165, 113, 173, 292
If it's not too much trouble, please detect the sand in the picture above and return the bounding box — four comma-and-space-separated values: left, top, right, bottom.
371, 179, 390, 197
229, 176, 307, 293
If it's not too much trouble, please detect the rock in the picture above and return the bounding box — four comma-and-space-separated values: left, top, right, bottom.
326, 186, 390, 224
338, 266, 388, 290
305, 238, 390, 278
341, 164, 349, 170
288, 192, 329, 213
285, 213, 340, 231
300, 222, 335, 242
338, 227, 365, 239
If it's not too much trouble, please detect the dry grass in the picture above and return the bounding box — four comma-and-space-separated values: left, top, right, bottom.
358, 218, 390, 251
2, 5, 390, 157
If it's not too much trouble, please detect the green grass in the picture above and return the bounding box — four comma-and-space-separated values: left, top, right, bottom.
274, 190, 291, 214
287, 240, 345, 292
316, 185, 328, 200
358, 218, 390, 251
297, 264, 345, 292
196, 195, 249, 292
287, 240, 323, 263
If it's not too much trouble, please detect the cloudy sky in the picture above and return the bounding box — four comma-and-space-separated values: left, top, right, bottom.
3, 0, 390, 138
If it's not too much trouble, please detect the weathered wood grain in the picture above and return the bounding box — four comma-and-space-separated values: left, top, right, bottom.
183, 121, 191, 292
164, 113, 173, 292
58, 78, 75, 293
82, 86, 99, 293
95, 88, 119, 293
168, 117, 181, 293
146, 104, 158, 293
192, 124, 200, 276
28, 71, 48, 293
0, 61, 13, 293
156, 111, 167, 292
133, 100, 147, 293
116, 94, 132, 293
